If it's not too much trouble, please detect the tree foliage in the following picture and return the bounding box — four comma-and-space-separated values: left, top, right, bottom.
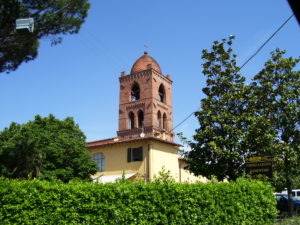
249, 49, 299, 154
249, 49, 299, 214
153, 166, 175, 184
0, 0, 90, 73
185, 37, 300, 187
0, 114, 97, 182
0, 179, 277, 224
184, 36, 252, 181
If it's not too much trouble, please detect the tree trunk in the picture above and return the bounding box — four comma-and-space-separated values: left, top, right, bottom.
285, 157, 294, 217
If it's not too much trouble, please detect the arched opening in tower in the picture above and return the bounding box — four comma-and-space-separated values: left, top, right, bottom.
128, 112, 135, 129
131, 82, 140, 101
163, 113, 167, 130
158, 84, 165, 103
157, 111, 161, 128
138, 110, 144, 128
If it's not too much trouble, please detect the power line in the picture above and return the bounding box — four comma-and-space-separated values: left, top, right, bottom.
239, 14, 294, 71
171, 109, 199, 133
171, 14, 294, 133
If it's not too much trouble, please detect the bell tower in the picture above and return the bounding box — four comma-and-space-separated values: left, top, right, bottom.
117, 52, 174, 142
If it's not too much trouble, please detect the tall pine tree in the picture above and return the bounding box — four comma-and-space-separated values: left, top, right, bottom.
0, 0, 90, 73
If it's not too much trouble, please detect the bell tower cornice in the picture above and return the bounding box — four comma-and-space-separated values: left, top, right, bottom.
119, 68, 172, 85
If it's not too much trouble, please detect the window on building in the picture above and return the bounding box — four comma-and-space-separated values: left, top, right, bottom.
163, 113, 167, 129
127, 147, 143, 162
131, 82, 140, 101
128, 112, 135, 129
92, 152, 105, 172
157, 111, 161, 128
138, 110, 144, 128
158, 84, 165, 102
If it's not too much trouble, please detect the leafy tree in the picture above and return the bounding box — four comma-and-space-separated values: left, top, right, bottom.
0, 114, 97, 182
249, 49, 300, 215
184, 37, 299, 215
0, 0, 90, 73
184, 36, 252, 181
153, 166, 175, 184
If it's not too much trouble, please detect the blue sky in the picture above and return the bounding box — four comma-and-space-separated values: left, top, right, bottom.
0, 0, 299, 144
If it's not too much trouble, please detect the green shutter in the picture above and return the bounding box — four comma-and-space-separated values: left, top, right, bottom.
127, 148, 132, 162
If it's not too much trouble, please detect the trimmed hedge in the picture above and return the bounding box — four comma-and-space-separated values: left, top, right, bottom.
0, 179, 276, 224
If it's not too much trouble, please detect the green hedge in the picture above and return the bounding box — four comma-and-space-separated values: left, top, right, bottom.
0, 179, 276, 224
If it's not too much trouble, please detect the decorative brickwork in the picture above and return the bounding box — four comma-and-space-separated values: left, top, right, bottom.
117, 52, 174, 142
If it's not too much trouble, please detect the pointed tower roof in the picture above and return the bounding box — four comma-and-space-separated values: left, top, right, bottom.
130, 51, 162, 74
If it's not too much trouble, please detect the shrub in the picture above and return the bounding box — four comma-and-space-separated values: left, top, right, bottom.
0, 178, 277, 224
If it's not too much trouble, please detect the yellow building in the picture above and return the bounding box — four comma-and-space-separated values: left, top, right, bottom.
87, 52, 205, 183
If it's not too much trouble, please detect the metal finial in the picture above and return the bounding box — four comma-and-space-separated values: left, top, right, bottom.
144, 45, 148, 54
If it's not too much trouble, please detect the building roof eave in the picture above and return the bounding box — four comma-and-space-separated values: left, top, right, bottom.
87, 136, 181, 148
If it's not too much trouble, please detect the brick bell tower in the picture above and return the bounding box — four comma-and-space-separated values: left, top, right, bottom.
117, 52, 174, 142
